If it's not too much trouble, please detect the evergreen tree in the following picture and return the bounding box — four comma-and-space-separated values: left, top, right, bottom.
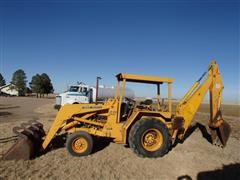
11, 69, 27, 95
0, 73, 6, 86
30, 74, 42, 98
41, 73, 54, 95
30, 73, 54, 98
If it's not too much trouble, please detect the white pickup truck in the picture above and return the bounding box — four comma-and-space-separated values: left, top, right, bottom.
55, 83, 134, 109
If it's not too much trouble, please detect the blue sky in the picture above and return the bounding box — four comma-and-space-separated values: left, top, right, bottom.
0, 0, 239, 103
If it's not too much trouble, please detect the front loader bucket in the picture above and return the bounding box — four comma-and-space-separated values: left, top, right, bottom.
210, 119, 231, 147
3, 121, 45, 160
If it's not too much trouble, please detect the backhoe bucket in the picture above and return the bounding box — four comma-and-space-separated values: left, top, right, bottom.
210, 119, 231, 147
3, 121, 45, 160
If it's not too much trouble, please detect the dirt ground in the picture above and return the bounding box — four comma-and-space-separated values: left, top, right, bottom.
0, 97, 239, 180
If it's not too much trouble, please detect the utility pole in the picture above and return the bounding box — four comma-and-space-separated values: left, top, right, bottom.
96, 76, 102, 103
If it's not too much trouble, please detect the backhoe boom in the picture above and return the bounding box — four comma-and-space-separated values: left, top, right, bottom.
176, 61, 231, 146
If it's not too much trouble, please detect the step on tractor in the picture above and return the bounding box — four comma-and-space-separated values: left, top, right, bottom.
3, 61, 231, 160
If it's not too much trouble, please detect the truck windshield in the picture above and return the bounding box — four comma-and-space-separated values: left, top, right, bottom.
69, 86, 79, 92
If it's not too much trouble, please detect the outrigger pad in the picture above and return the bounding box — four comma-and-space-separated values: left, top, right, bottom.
2, 121, 45, 160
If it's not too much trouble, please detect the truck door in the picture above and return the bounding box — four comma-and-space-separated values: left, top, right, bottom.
77, 87, 89, 103
88, 89, 93, 103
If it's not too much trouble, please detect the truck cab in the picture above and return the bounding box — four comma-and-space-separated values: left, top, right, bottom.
54, 82, 134, 110
55, 84, 94, 110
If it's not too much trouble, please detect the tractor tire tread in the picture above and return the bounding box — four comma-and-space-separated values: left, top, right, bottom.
128, 118, 172, 158
66, 131, 93, 157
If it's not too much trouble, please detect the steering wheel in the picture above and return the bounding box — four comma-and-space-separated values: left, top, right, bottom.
124, 97, 136, 107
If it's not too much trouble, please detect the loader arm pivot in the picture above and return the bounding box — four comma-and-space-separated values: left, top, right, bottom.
175, 61, 231, 146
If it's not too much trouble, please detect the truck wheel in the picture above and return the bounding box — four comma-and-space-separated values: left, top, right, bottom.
66, 131, 93, 157
128, 118, 171, 158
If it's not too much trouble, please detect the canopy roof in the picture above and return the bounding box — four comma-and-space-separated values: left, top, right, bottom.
116, 73, 175, 84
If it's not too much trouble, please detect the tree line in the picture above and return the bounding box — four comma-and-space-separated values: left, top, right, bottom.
0, 69, 54, 98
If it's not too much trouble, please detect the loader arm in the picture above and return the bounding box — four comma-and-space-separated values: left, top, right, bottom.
42, 104, 109, 150
176, 61, 231, 146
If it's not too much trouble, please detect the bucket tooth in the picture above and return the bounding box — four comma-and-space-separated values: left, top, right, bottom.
30, 124, 41, 131
12, 127, 28, 140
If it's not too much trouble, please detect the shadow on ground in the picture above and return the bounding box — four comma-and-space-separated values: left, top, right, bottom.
177, 163, 240, 180
0, 106, 20, 110
0, 112, 12, 117
172, 122, 212, 148
41, 133, 112, 156
0, 105, 19, 117
24, 122, 213, 159
197, 163, 240, 180
92, 137, 112, 153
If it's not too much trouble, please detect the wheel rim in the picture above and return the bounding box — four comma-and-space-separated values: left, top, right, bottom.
72, 137, 88, 153
141, 128, 163, 152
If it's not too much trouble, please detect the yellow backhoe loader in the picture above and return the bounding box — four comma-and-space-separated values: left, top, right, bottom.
3, 61, 231, 160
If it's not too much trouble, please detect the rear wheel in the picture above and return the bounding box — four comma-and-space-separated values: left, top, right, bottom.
128, 118, 171, 158
66, 131, 93, 157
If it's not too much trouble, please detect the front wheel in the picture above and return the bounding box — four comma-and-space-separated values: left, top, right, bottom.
66, 131, 93, 157
128, 118, 171, 158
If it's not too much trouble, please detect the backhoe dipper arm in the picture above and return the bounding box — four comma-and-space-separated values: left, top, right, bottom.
175, 61, 230, 146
